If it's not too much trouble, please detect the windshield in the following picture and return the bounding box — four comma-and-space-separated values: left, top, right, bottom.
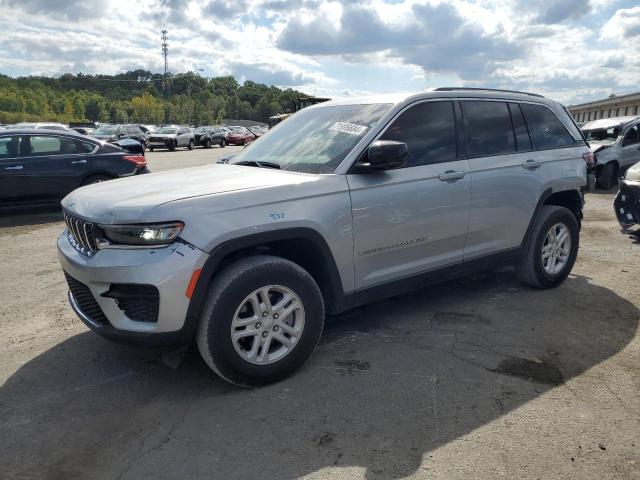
195, 127, 209, 133
158, 127, 177, 134
94, 126, 116, 135
583, 126, 620, 144
230, 103, 392, 174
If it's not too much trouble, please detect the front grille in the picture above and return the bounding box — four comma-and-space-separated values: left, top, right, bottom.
64, 272, 109, 326
102, 284, 160, 323
149, 136, 165, 143
63, 211, 99, 256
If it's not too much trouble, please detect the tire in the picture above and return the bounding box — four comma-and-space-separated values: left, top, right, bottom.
149, 146, 154, 152
241, 139, 245, 146
597, 163, 616, 190
517, 205, 579, 289
141, 141, 147, 152
188, 140, 195, 150
196, 255, 324, 387
220, 139, 226, 148
204, 139, 211, 149
168, 141, 176, 152
81, 174, 113, 186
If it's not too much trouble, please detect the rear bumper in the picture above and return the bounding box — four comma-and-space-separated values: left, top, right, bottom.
614, 180, 640, 228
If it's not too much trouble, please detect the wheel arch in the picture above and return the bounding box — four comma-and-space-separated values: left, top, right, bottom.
522, 187, 583, 247
183, 228, 345, 340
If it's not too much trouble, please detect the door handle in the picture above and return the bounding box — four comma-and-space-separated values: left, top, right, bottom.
438, 170, 466, 181
4, 165, 23, 170
522, 159, 542, 169
71, 160, 87, 164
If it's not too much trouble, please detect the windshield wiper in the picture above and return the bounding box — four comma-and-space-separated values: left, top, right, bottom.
234, 160, 281, 169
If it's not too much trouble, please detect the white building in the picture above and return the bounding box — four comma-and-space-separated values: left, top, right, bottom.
568, 92, 640, 124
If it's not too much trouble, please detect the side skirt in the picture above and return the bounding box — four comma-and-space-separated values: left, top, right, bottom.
331, 247, 521, 314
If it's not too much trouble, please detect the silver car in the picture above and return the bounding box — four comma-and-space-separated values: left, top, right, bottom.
582, 116, 640, 189
147, 125, 195, 152
57, 88, 589, 386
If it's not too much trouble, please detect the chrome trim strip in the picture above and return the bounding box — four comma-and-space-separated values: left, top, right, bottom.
68, 290, 104, 329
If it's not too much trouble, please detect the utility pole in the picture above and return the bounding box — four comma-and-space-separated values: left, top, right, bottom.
161, 29, 169, 95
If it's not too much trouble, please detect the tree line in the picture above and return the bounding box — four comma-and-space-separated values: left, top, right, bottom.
0, 70, 310, 125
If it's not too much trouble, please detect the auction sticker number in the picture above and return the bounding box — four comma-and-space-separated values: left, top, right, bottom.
329, 122, 368, 136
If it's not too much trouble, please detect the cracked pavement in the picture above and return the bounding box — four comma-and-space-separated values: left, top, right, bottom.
0, 150, 638, 479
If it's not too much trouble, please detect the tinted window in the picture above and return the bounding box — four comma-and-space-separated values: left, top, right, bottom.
0, 136, 22, 158
461, 101, 516, 157
521, 104, 575, 149
127, 127, 138, 135
508, 103, 532, 151
622, 125, 640, 147
380, 101, 456, 167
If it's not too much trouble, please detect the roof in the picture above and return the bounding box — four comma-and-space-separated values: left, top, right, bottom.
0, 128, 94, 137
581, 116, 639, 130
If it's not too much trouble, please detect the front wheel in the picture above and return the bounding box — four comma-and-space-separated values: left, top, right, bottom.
196, 255, 324, 387
168, 141, 176, 152
188, 139, 195, 150
517, 205, 579, 289
220, 139, 226, 148
204, 139, 211, 149
597, 163, 616, 190
149, 146, 154, 152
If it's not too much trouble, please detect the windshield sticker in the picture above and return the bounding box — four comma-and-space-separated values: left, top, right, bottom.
329, 122, 368, 136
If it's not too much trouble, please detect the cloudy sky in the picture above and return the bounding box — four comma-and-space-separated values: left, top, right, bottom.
0, 0, 639, 104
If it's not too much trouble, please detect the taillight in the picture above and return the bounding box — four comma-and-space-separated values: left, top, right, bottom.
123, 155, 147, 167
582, 152, 595, 168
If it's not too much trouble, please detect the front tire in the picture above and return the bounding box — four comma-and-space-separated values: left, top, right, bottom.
597, 163, 616, 190
168, 141, 176, 152
204, 139, 211, 149
220, 139, 226, 148
196, 255, 324, 387
149, 146, 154, 152
517, 205, 579, 289
188, 139, 195, 150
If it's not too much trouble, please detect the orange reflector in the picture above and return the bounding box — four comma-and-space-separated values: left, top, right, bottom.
186, 269, 202, 299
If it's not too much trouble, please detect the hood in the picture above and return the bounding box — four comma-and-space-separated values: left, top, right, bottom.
93, 134, 116, 140
588, 141, 613, 154
624, 163, 640, 182
150, 133, 177, 138
61, 164, 326, 223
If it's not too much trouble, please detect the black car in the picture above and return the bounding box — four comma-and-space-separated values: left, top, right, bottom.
194, 126, 226, 148
91, 125, 148, 150
0, 129, 147, 206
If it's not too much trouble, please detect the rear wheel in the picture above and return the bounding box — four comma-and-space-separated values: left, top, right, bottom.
517, 205, 579, 289
204, 139, 211, 148
188, 139, 195, 150
81, 174, 113, 186
196, 255, 324, 387
168, 141, 176, 152
597, 163, 616, 190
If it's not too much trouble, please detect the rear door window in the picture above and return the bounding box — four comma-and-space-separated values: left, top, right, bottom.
520, 103, 575, 149
622, 125, 640, 147
461, 101, 516, 157
380, 101, 457, 167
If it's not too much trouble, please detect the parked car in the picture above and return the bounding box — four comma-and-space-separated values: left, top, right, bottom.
91, 125, 148, 150
71, 127, 95, 136
248, 126, 267, 137
148, 126, 195, 151
194, 126, 226, 148
614, 161, 640, 230
135, 124, 157, 135
12, 122, 72, 132
0, 129, 147, 206
57, 88, 588, 386
581, 116, 640, 189
226, 126, 256, 145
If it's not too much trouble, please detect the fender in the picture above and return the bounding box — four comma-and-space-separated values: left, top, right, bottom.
521, 187, 583, 247
182, 227, 345, 339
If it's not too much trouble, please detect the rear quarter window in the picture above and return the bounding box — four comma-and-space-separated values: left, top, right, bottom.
521, 103, 575, 149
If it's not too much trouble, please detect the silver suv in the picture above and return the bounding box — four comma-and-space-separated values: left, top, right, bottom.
57, 88, 589, 386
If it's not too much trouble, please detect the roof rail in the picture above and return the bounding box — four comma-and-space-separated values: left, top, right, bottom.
434, 87, 545, 98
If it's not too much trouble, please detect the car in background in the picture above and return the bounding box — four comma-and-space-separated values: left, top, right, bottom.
226, 126, 256, 145
614, 161, 640, 230
582, 116, 640, 189
12, 122, 72, 132
71, 127, 95, 135
0, 129, 147, 206
194, 126, 227, 148
91, 125, 148, 150
134, 124, 157, 135
148, 125, 195, 151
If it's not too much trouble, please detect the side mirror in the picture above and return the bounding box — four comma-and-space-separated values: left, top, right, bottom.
358, 140, 408, 171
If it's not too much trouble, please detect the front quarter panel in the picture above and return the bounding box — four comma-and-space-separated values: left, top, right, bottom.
153, 174, 355, 294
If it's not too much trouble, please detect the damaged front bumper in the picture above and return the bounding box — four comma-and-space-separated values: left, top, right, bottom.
614, 179, 640, 229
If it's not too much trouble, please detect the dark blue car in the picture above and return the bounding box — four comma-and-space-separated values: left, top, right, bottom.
0, 129, 148, 206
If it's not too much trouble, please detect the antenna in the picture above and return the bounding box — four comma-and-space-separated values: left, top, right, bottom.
161, 29, 168, 77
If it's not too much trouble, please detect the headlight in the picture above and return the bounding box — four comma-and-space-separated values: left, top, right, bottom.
98, 222, 184, 246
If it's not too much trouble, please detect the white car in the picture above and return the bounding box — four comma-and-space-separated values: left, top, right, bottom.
11, 122, 72, 132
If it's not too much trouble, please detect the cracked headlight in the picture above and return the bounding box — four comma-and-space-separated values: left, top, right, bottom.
99, 222, 184, 246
